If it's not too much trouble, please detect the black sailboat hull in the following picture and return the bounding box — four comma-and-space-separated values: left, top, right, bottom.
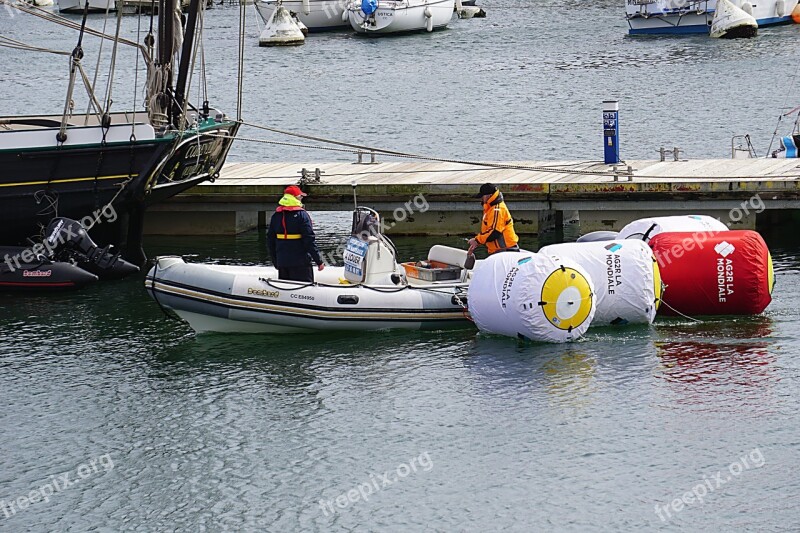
0, 119, 239, 261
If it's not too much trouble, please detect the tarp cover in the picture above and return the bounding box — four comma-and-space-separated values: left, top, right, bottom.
361, 0, 378, 15
539, 240, 661, 326
618, 215, 728, 242
468, 252, 596, 343
650, 230, 773, 316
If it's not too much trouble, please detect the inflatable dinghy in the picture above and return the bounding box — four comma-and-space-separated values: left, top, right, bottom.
0, 246, 98, 291
146, 208, 474, 334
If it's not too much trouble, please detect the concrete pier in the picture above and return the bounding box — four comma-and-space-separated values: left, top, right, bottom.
145, 158, 800, 236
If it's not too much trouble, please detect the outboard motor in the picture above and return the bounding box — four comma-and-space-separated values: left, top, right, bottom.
45, 217, 139, 280
344, 207, 403, 285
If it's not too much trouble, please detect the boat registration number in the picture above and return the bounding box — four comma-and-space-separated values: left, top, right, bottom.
344, 237, 369, 277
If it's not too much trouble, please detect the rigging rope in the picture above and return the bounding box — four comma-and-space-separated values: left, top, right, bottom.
3, 1, 143, 49
206, 132, 800, 180
85, 0, 113, 123
0, 35, 69, 55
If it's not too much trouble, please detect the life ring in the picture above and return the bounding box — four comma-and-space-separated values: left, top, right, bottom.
539, 267, 594, 331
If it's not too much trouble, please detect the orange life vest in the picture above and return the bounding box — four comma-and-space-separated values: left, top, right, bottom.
475, 190, 519, 254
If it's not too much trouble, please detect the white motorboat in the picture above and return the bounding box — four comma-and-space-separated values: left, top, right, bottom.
58, 0, 115, 13
346, 0, 453, 34
625, 0, 798, 35
254, 0, 349, 31
146, 208, 474, 334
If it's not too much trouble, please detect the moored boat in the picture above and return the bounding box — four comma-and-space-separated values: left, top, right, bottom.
0, 246, 98, 291
146, 208, 474, 333
254, 0, 349, 31
346, 0, 453, 34
57, 0, 115, 13
1, 0, 240, 265
626, 0, 798, 35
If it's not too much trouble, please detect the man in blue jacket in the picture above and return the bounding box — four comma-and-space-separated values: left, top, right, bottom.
267, 185, 325, 282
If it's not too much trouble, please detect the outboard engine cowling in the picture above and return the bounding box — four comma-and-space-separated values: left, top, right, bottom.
45, 217, 139, 280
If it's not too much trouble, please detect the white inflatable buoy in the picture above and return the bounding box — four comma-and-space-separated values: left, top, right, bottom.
617, 215, 728, 242
468, 252, 596, 343
710, 0, 757, 38
741, 1, 754, 15
777, 0, 786, 17
424, 6, 433, 31
259, 3, 305, 46
539, 240, 662, 327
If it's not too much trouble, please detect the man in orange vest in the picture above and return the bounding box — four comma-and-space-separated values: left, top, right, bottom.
467, 183, 520, 256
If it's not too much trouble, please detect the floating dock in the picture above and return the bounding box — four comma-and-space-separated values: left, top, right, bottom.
146, 158, 800, 235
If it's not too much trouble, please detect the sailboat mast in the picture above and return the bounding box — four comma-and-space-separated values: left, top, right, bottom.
173, 0, 201, 127
157, 0, 175, 98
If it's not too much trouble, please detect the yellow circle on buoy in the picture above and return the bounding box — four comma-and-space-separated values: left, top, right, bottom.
652, 254, 664, 310
768, 252, 775, 294
540, 267, 593, 331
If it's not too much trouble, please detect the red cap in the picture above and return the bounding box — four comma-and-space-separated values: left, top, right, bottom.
284, 185, 307, 197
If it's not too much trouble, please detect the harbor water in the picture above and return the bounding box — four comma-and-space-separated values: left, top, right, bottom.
2, 2, 800, 531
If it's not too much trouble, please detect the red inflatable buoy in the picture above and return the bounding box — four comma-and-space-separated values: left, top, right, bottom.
650, 230, 774, 316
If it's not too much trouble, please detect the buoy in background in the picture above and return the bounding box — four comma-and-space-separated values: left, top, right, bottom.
576, 230, 620, 243
454, 0, 486, 18
468, 252, 596, 343
710, 0, 757, 38
650, 230, 774, 316
618, 215, 728, 242
291, 12, 309, 35
259, 2, 305, 46
539, 240, 662, 327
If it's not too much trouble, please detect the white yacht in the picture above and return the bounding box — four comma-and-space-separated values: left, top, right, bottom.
254, 0, 349, 31
626, 0, 798, 34
346, 0, 453, 34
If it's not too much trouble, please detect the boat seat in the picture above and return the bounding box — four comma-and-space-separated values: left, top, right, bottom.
428, 245, 469, 268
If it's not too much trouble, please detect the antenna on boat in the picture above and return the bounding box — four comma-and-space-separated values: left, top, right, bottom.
351, 181, 358, 210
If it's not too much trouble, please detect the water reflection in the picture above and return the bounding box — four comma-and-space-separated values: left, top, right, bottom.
461, 337, 599, 410
653, 316, 778, 412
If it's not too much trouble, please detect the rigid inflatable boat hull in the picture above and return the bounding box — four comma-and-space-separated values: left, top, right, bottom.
146, 258, 472, 334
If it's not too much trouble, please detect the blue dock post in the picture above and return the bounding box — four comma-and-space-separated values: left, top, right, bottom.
603, 100, 620, 165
